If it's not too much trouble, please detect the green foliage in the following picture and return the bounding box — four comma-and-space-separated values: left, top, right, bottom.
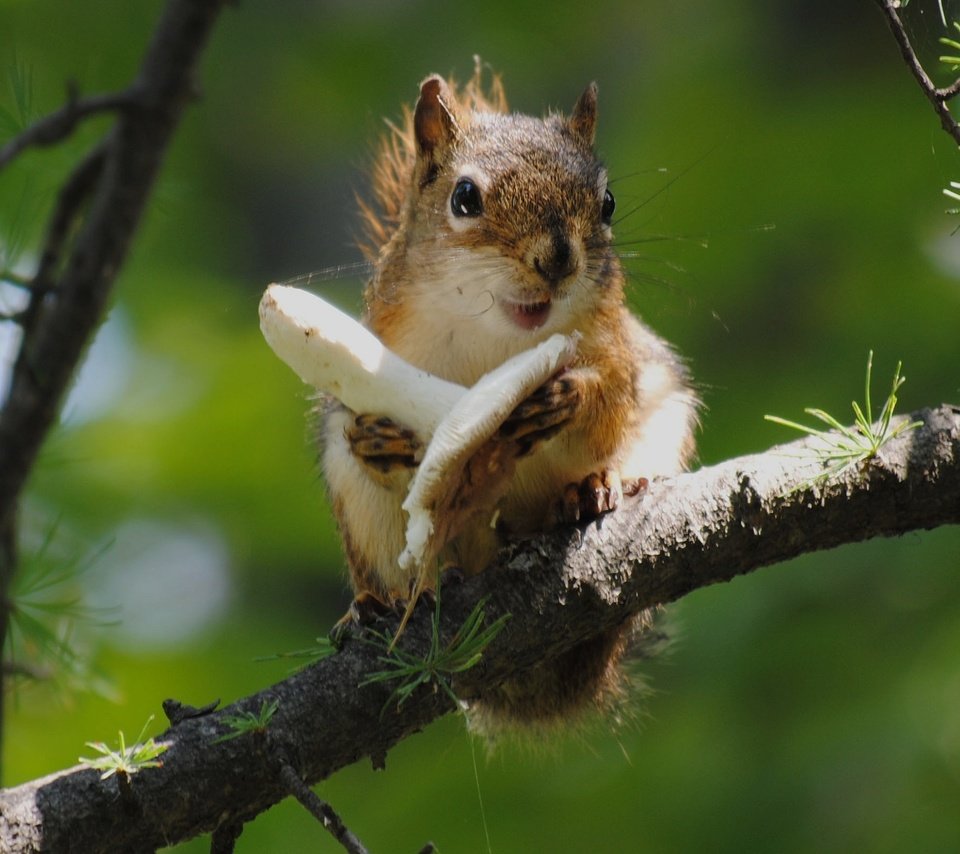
214, 698, 279, 743
4, 3, 960, 851
0, 173, 45, 277
0, 55, 38, 275
360, 593, 509, 715
5, 525, 116, 696
78, 715, 167, 780
0, 53, 34, 139
254, 636, 341, 670
765, 352, 923, 487
943, 179, 960, 214
939, 21, 960, 69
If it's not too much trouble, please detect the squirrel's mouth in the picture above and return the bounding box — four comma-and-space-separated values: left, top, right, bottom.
503, 298, 552, 330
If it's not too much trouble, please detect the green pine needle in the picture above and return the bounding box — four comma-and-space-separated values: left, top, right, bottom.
0, 53, 34, 137
5, 526, 117, 694
360, 590, 510, 716
214, 698, 280, 743
0, 174, 45, 272
254, 636, 340, 669
904, 0, 948, 27
79, 716, 167, 780
941, 22, 960, 68
765, 351, 922, 489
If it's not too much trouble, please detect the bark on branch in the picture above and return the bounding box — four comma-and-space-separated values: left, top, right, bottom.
1, 404, 957, 853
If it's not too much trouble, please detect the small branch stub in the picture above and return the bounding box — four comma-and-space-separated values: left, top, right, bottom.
279, 762, 370, 854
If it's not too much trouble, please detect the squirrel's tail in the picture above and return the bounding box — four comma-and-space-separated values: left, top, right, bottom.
465, 608, 663, 740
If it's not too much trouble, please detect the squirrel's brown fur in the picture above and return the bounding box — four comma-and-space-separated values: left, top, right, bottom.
323, 66, 699, 734
357, 62, 508, 263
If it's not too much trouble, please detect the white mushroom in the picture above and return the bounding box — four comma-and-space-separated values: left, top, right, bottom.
259, 283, 579, 619
259, 284, 463, 438
399, 332, 578, 572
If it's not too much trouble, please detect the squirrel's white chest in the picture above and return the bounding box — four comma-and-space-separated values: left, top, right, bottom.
388, 245, 580, 386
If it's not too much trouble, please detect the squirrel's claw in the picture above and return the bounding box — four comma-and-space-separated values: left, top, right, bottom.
334, 590, 394, 634
558, 469, 623, 526
622, 476, 649, 498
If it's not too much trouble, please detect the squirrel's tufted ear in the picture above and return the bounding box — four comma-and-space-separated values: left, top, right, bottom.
569, 82, 598, 146
414, 75, 459, 164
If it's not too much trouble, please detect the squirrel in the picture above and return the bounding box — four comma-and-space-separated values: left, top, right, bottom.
321, 64, 699, 731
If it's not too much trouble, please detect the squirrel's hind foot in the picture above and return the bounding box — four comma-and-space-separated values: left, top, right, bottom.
340, 566, 462, 632
333, 590, 396, 635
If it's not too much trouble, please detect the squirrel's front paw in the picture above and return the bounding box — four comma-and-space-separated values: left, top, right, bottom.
558, 469, 622, 525
347, 414, 423, 486
499, 371, 583, 456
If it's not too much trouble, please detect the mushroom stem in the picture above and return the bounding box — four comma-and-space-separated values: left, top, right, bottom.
259, 284, 463, 437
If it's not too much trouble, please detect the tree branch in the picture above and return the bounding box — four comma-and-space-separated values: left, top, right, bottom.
0, 0, 227, 531
873, 0, 960, 145
279, 761, 370, 854
0, 90, 135, 171
0, 0, 228, 771
1, 404, 956, 853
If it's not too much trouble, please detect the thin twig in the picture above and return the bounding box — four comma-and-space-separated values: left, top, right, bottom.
0, 90, 134, 171
938, 77, 960, 101
873, 0, 960, 145
279, 762, 370, 854
14, 142, 108, 344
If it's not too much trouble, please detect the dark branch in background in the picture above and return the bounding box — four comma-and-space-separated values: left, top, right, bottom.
0, 0, 229, 774
0, 90, 135, 170
873, 0, 960, 145
0, 405, 957, 853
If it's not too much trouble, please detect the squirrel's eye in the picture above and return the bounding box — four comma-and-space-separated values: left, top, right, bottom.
451, 178, 483, 217
601, 188, 616, 225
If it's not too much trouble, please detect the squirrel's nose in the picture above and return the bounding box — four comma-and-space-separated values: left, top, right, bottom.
533, 233, 579, 286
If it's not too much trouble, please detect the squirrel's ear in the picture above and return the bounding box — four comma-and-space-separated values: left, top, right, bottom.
569, 82, 598, 146
414, 75, 459, 162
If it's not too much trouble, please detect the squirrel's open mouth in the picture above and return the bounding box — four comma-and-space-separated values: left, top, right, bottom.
503, 298, 552, 330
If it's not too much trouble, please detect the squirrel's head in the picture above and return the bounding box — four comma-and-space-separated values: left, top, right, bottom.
366, 69, 622, 360
406, 74, 618, 335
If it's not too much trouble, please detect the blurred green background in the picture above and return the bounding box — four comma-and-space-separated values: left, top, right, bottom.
2, 0, 959, 851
